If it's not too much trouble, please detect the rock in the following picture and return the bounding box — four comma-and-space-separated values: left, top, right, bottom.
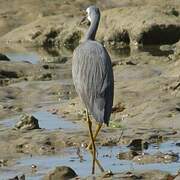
0, 159, 8, 167
0, 53, 10, 61
0, 70, 19, 78
8, 174, 25, 180
42, 64, 49, 69
43, 166, 77, 180
8, 176, 19, 180
140, 170, 174, 180
112, 102, 125, 113
127, 139, 149, 151
116, 151, 138, 160
14, 114, 40, 130
133, 152, 179, 164
166, 7, 179, 17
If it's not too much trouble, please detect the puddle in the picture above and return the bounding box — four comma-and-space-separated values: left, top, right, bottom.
139, 45, 174, 56
0, 141, 179, 179
0, 111, 80, 131
5, 52, 40, 64
32, 111, 80, 130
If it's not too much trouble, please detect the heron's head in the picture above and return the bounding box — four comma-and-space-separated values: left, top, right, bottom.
86, 6, 100, 23
80, 6, 100, 25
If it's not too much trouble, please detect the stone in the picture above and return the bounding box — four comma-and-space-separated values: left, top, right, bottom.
44, 166, 77, 180
0, 53, 10, 61
15, 114, 40, 130
8, 174, 25, 180
127, 139, 149, 151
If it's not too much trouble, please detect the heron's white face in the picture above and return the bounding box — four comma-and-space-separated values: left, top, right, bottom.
86, 7, 91, 22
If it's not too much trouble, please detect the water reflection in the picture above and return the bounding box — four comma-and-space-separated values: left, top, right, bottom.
5, 52, 40, 64
139, 45, 174, 57
0, 141, 179, 179
0, 111, 80, 131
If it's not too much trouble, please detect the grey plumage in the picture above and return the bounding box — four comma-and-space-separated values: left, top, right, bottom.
72, 6, 114, 126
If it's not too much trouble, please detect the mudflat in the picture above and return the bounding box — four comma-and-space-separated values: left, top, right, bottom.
0, 0, 180, 179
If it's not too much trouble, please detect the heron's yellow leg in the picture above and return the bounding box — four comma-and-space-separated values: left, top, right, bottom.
88, 149, 105, 172
86, 110, 96, 174
87, 123, 102, 150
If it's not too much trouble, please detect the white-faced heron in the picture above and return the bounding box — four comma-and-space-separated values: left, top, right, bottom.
72, 5, 114, 174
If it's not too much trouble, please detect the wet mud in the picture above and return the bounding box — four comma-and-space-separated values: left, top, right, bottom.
0, 0, 180, 179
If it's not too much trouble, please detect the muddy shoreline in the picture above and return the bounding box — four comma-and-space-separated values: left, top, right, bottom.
0, 0, 180, 179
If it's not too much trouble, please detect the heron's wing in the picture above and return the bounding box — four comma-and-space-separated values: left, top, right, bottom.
72, 41, 114, 125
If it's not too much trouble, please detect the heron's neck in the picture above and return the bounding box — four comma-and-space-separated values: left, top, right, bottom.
84, 16, 100, 41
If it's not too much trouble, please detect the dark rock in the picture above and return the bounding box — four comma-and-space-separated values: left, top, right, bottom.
15, 114, 40, 130
8, 175, 25, 180
43, 166, 77, 180
19, 174, 25, 180
0, 159, 8, 167
112, 102, 125, 113
42, 64, 49, 69
127, 139, 149, 151
0, 53, 10, 61
8, 176, 19, 180
126, 61, 137, 65
0, 70, 19, 78
166, 8, 179, 17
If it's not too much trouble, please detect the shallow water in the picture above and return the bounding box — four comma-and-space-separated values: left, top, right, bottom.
32, 111, 80, 130
0, 47, 179, 179
139, 45, 174, 56
0, 141, 179, 179
5, 52, 40, 64
0, 111, 80, 131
